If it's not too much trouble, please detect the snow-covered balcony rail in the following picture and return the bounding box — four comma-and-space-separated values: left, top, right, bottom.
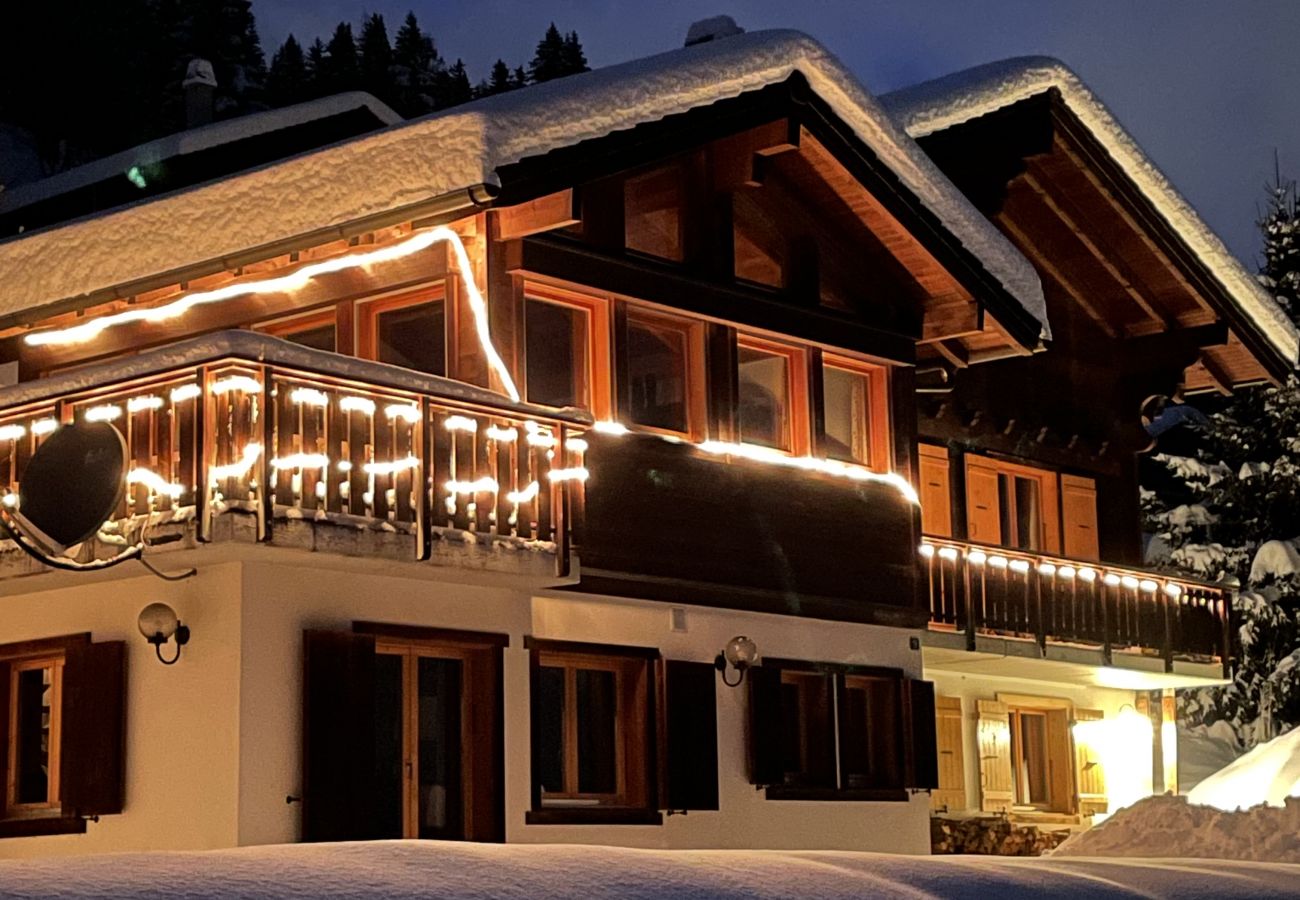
0, 331, 590, 569
919, 537, 1233, 675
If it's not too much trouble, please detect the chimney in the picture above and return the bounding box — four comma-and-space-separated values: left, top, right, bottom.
182, 58, 218, 128
684, 16, 745, 47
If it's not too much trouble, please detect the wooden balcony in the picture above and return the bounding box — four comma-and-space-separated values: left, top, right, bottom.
0, 331, 590, 576
919, 537, 1233, 677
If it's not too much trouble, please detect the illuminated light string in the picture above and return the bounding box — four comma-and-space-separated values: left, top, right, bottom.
386, 404, 421, 423
364, 455, 419, 476
210, 375, 261, 395
85, 404, 122, 423
0, 424, 25, 442
24, 227, 522, 403
444, 415, 477, 433
170, 383, 203, 404
31, 418, 58, 436
506, 480, 539, 504
210, 443, 263, 482
917, 541, 1189, 598
340, 396, 376, 416
127, 394, 164, 413
290, 387, 329, 407
127, 467, 184, 500
484, 425, 518, 442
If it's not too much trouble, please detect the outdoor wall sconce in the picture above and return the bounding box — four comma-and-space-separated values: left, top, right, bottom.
138, 602, 190, 665
714, 635, 758, 687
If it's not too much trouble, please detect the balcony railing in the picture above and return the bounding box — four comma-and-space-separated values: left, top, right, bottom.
919, 536, 1233, 675
0, 332, 591, 571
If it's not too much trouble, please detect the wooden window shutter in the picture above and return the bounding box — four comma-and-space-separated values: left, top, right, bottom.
746, 665, 785, 785
60, 640, 127, 817
965, 459, 1001, 544
976, 699, 1013, 812
1045, 708, 1074, 812
904, 678, 939, 790
931, 696, 966, 812
918, 445, 952, 537
1061, 475, 1100, 561
302, 629, 379, 842
656, 660, 719, 811
1073, 708, 1108, 816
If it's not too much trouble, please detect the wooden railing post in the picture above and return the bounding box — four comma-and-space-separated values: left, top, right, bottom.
416, 398, 432, 561
1160, 586, 1174, 673
554, 424, 570, 578
257, 366, 273, 543
196, 366, 213, 543
963, 554, 977, 652
1100, 575, 1113, 666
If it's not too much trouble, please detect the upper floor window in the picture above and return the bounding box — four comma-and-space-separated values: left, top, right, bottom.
255, 308, 337, 353
965, 455, 1060, 554
821, 356, 889, 471
737, 336, 806, 453
732, 196, 786, 288
624, 308, 703, 438
523, 287, 611, 417
358, 289, 446, 377
624, 166, 684, 262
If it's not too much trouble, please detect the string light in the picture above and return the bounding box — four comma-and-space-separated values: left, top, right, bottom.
446, 476, 498, 494
1009, 558, 1031, 574
271, 453, 329, 470
507, 481, 539, 504
937, 546, 958, 561
31, 418, 58, 436
695, 440, 920, 505
1078, 567, 1097, 582
918, 544, 936, 559
0, 424, 25, 442
1121, 575, 1139, 589
127, 467, 184, 499
23, 228, 521, 402
1139, 579, 1159, 592
290, 387, 329, 407
127, 394, 164, 413
364, 456, 419, 476
1104, 573, 1122, 587
210, 443, 263, 481
1164, 583, 1182, 599
968, 549, 987, 566
169, 383, 202, 403
565, 438, 588, 453
340, 396, 376, 415
526, 431, 556, 448
989, 555, 1008, 568
592, 421, 628, 435
444, 415, 478, 432
548, 467, 589, 483
1039, 562, 1057, 576
210, 375, 261, 395
385, 403, 421, 423
485, 425, 518, 442
85, 404, 122, 423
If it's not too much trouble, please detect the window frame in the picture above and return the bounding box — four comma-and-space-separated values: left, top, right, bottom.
253, 307, 338, 352
735, 334, 809, 455
819, 353, 891, 472
620, 304, 707, 441
965, 454, 1061, 554
355, 285, 449, 376
522, 283, 612, 419
4, 655, 63, 819
998, 693, 1076, 815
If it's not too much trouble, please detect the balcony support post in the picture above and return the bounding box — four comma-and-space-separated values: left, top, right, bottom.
416, 398, 432, 561
1160, 588, 1174, 673
1100, 579, 1113, 667
257, 368, 273, 543
1034, 566, 1046, 655
196, 365, 213, 543
554, 424, 570, 578
962, 554, 976, 652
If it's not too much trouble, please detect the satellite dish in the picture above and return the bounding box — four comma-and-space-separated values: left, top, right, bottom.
13, 421, 126, 554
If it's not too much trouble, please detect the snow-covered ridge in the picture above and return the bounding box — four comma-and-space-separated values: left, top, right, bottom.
0, 30, 1048, 340
881, 56, 1299, 366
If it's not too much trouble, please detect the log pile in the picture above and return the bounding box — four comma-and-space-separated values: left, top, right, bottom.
930, 815, 1070, 856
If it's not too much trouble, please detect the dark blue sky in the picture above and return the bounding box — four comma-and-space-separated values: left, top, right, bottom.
258, 0, 1300, 269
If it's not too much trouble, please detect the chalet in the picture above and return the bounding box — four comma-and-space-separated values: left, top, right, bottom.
883, 58, 1297, 821
0, 24, 1288, 860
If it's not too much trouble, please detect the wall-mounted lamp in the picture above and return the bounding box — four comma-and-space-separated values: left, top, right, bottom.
138, 602, 190, 665
714, 635, 758, 687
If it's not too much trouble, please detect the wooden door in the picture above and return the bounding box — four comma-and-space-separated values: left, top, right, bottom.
931, 695, 966, 812
976, 699, 1013, 812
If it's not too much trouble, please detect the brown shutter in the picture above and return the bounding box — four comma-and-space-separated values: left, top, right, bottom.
976, 699, 1013, 812
1073, 708, 1108, 816
60, 640, 127, 817
1045, 708, 1074, 812
302, 629, 378, 842
931, 695, 966, 812
965, 459, 1001, 544
904, 678, 939, 790
918, 444, 952, 537
747, 665, 785, 785
1061, 475, 1100, 561
657, 660, 719, 811
464, 644, 505, 842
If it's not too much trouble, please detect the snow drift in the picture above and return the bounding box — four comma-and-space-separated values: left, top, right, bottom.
1052, 793, 1300, 862
1, 840, 1299, 899
1187, 725, 1300, 810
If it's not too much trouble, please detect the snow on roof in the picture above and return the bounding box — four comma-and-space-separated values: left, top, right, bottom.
0, 91, 402, 216
0, 30, 1048, 339
2, 837, 1300, 898
882, 56, 1299, 366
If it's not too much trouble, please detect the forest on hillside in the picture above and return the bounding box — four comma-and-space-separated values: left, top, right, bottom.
0, 1, 589, 180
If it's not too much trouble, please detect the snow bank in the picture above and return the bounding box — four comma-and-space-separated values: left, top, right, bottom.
1052, 793, 1300, 862
1188, 725, 1300, 811
882, 57, 1299, 366
2, 840, 1299, 899
0, 31, 1047, 342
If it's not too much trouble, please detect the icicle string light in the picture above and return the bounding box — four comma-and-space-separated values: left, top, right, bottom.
84, 404, 122, 423
0, 424, 25, 442
364, 455, 419, 476
210, 443, 263, 481
340, 396, 377, 415
506, 480, 539, 504
210, 375, 262, 395
24, 228, 522, 403
127, 394, 164, 413
290, 387, 329, 407
127, 467, 184, 499
444, 415, 478, 433
31, 418, 59, 436
170, 383, 203, 403
385, 404, 421, 423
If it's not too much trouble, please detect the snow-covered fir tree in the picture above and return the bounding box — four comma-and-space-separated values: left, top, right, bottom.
1146, 177, 1300, 747
391, 11, 444, 116
267, 34, 310, 107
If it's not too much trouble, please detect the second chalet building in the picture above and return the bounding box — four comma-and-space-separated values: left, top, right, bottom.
0, 24, 1292, 857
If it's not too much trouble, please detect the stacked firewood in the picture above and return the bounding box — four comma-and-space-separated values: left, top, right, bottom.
930, 815, 1070, 856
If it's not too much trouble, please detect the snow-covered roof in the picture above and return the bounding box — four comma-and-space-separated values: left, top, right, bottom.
0, 92, 401, 216
882, 56, 1299, 366
0, 30, 1048, 339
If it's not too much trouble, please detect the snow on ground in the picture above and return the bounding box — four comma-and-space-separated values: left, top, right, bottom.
1179, 721, 1244, 793
1053, 793, 1300, 864
1, 840, 1299, 899
1188, 725, 1300, 810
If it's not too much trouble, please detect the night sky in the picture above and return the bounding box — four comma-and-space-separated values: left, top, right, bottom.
257, 0, 1300, 270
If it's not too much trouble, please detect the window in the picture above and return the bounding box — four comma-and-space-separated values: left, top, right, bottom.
748, 660, 937, 800
0, 636, 125, 838
523, 287, 611, 417
255, 309, 337, 353
821, 357, 890, 471
733, 193, 786, 288
965, 456, 1060, 553
624, 166, 683, 261
358, 289, 446, 377
737, 337, 806, 453
1010, 707, 1051, 808
623, 309, 703, 437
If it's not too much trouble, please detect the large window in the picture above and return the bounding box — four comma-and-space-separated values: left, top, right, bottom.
737, 337, 805, 453
523, 288, 610, 417
255, 309, 337, 353
748, 660, 936, 799
623, 309, 702, 437
624, 166, 684, 261
358, 290, 447, 377
821, 356, 889, 471
965, 455, 1061, 553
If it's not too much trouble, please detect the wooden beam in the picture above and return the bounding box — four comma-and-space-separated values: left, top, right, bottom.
920, 301, 984, 344
1196, 351, 1234, 396
995, 212, 1117, 338
1021, 171, 1173, 332
492, 189, 578, 241
711, 118, 801, 191
932, 339, 970, 369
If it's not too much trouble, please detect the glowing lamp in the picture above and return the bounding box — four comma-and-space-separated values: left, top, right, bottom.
714, 635, 759, 687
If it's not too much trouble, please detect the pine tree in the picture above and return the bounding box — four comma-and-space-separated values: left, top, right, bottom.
512, 65, 528, 90
442, 59, 473, 107
483, 59, 514, 96
177, 0, 268, 117
358, 13, 394, 106
391, 11, 443, 116
528, 23, 568, 83
267, 34, 309, 107
561, 31, 589, 75
1258, 173, 1300, 326
320, 22, 361, 95
305, 38, 328, 98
